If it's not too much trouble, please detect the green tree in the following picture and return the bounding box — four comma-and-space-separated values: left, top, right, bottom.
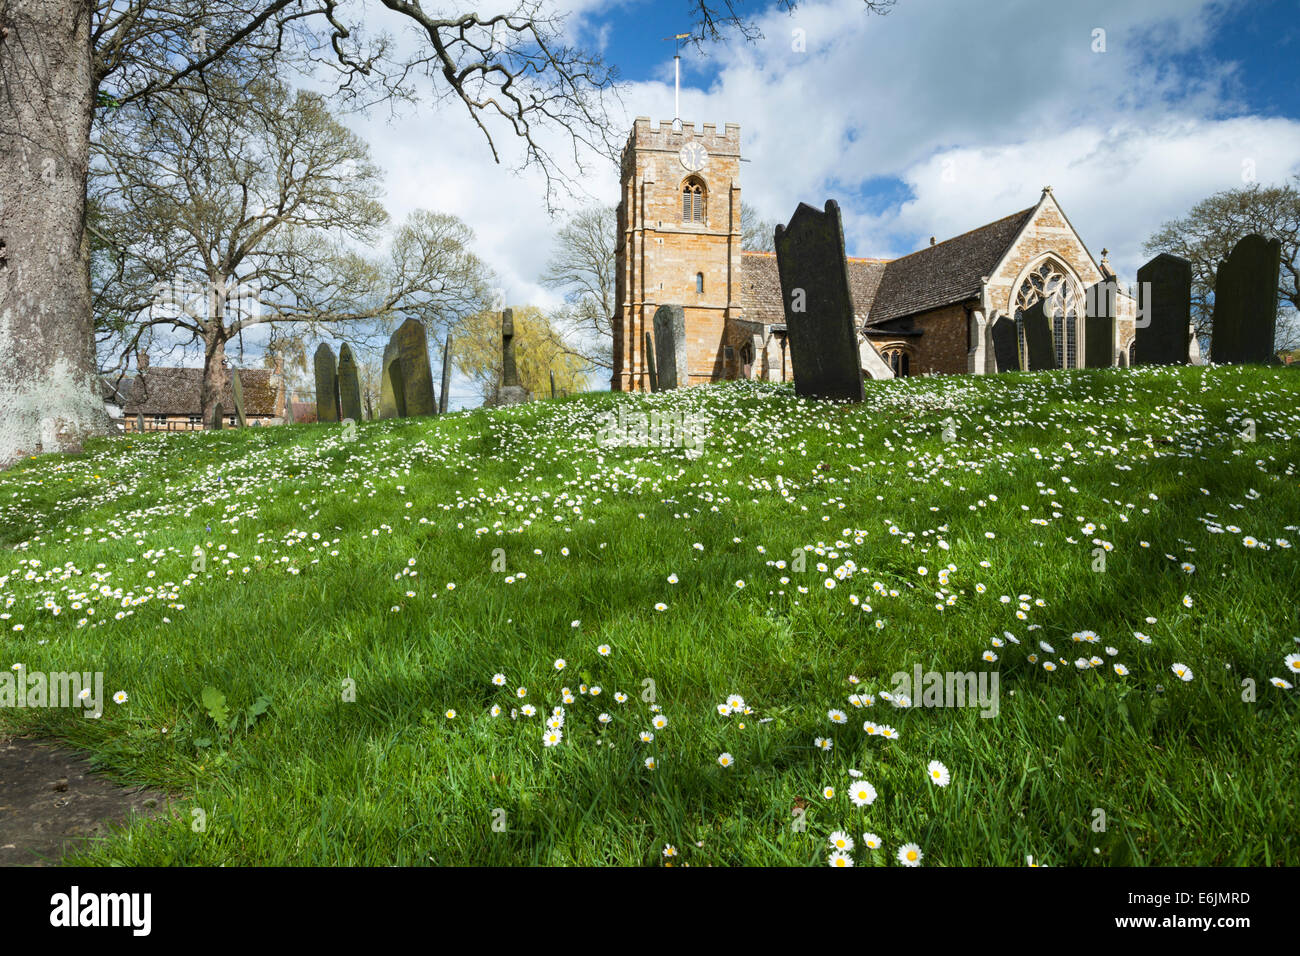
455, 305, 587, 404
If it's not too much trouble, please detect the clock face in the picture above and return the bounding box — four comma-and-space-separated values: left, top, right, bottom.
679, 142, 708, 172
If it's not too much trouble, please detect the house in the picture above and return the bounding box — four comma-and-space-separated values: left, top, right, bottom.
122, 356, 286, 431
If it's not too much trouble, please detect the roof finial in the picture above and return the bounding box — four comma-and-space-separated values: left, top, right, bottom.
1042, 185, 1053, 195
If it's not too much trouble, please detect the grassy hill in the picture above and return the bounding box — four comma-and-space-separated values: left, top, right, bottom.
2, 365, 1298, 866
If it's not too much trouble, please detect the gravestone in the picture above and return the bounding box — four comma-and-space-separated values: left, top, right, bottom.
135, 412, 145, 433
1134, 253, 1192, 365
652, 305, 689, 391
439, 336, 452, 415
773, 200, 865, 402
1083, 280, 1117, 368
314, 344, 339, 423
395, 318, 438, 415
495, 310, 530, 406
1188, 326, 1204, 365
337, 344, 363, 422
644, 329, 659, 392
230, 370, 247, 427
284, 392, 295, 424
379, 338, 405, 419
1020, 299, 1059, 371
1210, 233, 1281, 364
990, 315, 1020, 373
550, 370, 556, 399
208, 403, 224, 430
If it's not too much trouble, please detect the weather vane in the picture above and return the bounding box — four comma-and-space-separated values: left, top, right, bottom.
663, 33, 692, 129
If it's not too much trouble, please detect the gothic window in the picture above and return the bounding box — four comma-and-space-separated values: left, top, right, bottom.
882, 347, 910, 377
696, 272, 704, 294
682, 178, 706, 224
1014, 258, 1083, 369
1128, 339, 1137, 365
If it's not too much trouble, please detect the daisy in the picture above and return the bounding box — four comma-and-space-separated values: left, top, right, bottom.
1284, 653, 1300, 674
1171, 662, 1194, 682
717, 752, 734, 768
554, 659, 566, 671
654, 602, 668, 612
663, 844, 677, 858
827, 850, 854, 868
828, 831, 855, 852
445, 709, 457, 719
516, 686, 527, 698
862, 832, 882, 850
726, 694, 746, 711
520, 704, 536, 716
848, 780, 877, 807
1269, 677, 1292, 689
490, 704, 502, 717
878, 725, 899, 740
639, 731, 654, 743
113, 691, 128, 705
815, 737, 833, 752
543, 728, 563, 746
644, 757, 657, 770
597, 644, 611, 656
652, 714, 668, 729
926, 760, 951, 787
828, 709, 847, 724
897, 843, 923, 867
717, 703, 732, 716
667, 573, 678, 584
1113, 664, 1129, 676
822, 786, 835, 800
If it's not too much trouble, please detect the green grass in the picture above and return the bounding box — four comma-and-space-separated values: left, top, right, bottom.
2, 364, 1298, 866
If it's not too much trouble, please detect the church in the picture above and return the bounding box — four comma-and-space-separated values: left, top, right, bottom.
612, 117, 1138, 390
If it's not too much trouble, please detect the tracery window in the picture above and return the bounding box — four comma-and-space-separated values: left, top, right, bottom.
1014, 258, 1083, 369
881, 347, 910, 377
682, 178, 706, 223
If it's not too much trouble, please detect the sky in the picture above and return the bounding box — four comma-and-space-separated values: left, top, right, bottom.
304, 0, 1300, 405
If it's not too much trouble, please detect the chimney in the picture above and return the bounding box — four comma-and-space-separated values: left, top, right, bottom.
929, 237, 936, 246
136, 350, 149, 371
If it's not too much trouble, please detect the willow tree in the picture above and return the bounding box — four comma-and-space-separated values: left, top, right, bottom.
456, 304, 586, 403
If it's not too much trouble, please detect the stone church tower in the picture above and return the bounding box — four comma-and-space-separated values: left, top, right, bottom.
613, 118, 743, 391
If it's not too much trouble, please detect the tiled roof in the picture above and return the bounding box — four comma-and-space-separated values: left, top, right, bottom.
123, 367, 280, 416
865, 208, 1034, 324
741, 252, 890, 325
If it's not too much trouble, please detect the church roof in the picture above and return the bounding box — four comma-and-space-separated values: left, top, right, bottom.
739, 205, 1036, 328
865, 207, 1035, 324
741, 252, 890, 325
124, 367, 280, 416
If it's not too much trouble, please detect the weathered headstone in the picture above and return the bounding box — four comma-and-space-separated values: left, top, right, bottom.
230, 370, 247, 427
439, 336, 452, 415
314, 344, 339, 423
644, 329, 659, 392
380, 338, 405, 419
394, 318, 437, 416
284, 391, 296, 424
337, 344, 363, 422
1020, 299, 1059, 372
1134, 253, 1192, 365
1083, 280, 1117, 368
990, 315, 1020, 373
209, 403, 225, 430
653, 304, 689, 391
1210, 233, 1281, 364
773, 200, 865, 402
550, 370, 557, 399
495, 310, 530, 406
1188, 326, 1204, 365
135, 412, 145, 433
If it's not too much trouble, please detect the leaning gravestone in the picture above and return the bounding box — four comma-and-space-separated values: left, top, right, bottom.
773, 200, 865, 402
1210, 233, 1281, 364
1083, 280, 1117, 368
208, 403, 224, 430
652, 305, 689, 391
314, 344, 339, 423
230, 370, 247, 427
135, 412, 146, 433
990, 315, 1020, 373
395, 318, 438, 416
1188, 327, 1204, 365
380, 338, 405, 419
439, 336, 453, 415
284, 392, 296, 424
337, 344, 363, 422
644, 329, 659, 392
1020, 299, 1059, 371
1134, 253, 1193, 365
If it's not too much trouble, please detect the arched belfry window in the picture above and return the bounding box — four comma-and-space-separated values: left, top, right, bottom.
682, 178, 706, 224
1014, 257, 1083, 369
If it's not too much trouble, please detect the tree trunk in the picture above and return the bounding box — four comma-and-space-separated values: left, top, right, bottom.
201, 329, 230, 428
0, 0, 106, 467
